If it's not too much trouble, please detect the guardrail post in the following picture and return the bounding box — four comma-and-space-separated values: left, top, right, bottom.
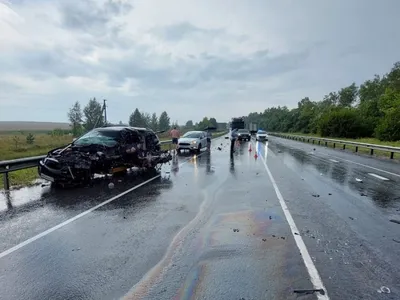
312, 140, 315, 144
333, 143, 336, 148
391, 152, 394, 159
318, 140, 321, 145
343, 144, 346, 150
3, 172, 10, 190
325, 141, 327, 147
370, 149, 374, 156
355, 146, 358, 152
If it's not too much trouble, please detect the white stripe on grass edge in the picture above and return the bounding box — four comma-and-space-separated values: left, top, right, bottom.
0, 154, 202, 260
257, 143, 330, 300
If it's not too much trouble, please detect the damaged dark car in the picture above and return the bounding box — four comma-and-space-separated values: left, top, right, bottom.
38, 126, 172, 186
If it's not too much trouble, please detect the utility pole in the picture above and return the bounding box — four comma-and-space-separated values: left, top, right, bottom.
103, 99, 107, 125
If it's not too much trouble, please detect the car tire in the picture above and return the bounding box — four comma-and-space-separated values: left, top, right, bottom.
197, 144, 202, 154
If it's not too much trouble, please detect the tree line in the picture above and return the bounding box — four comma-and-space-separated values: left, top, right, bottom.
67, 98, 220, 136
246, 61, 400, 141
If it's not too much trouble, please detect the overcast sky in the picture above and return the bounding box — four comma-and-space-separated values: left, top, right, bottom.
1, 0, 399, 124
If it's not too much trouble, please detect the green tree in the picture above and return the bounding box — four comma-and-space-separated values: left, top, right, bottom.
26, 133, 35, 145
185, 120, 194, 129
375, 87, 400, 141
129, 108, 143, 127
209, 117, 218, 128
318, 108, 368, 138
142, 112, 151, 128
159, 111, 170, 130
338, 83, 358, 107
83, 98, 104, 130
149, 113, 158, 131
196, 117, 211, 130
68, 101, 84, 136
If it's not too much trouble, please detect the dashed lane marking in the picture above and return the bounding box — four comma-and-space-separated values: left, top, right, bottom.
368, 173, 389, 181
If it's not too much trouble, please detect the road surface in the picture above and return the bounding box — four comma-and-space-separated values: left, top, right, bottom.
0, 135, 399, 300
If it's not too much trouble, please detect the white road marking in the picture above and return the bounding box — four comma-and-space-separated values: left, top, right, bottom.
368, 173, 389, 181
0, 175, 160, 259
329, 159, 339, 163
256, 143, 330, 300
327, 155, 400, 178
0, 154, 201, 260
275, 137, 399, 179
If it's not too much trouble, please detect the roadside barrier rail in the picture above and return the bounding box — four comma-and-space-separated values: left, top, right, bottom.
270, 133, 400, 160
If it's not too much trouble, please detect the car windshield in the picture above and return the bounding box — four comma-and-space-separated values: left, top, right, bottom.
238, 129, 249, 133
258, 130, 267, 134
74, 129, 120, 147
183, 132, 202, 138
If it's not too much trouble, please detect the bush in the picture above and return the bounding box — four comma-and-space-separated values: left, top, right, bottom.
318, 108, 369, 138
26, 133, 35, 144
375, 106, 400, 141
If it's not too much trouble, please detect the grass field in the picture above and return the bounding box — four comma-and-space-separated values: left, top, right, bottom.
278, 132, 400, 160
0, 131, 227, 189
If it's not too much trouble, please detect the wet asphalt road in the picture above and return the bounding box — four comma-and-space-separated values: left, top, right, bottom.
0, 135, 399, 300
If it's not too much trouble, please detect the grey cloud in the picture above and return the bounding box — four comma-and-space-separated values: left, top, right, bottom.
100, 47, 310, 91
0, 48, 96, 79
59, 0, 133, 36
151, 22, 224, 41
151, 22, 248, 43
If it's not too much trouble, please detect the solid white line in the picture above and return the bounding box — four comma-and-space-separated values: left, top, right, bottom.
0, 153, 202, 260
368, 173, 389, 181
0, 175, 161, 259
256, 143, 330, 300
329, 159, 339, 163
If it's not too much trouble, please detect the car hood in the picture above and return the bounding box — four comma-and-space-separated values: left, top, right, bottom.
257, 133, 268, 136
179, 137, 198, 143
238, 132, 250, 135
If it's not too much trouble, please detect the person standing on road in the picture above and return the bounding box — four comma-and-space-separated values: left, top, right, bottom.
230, 128, 238, 153
169, 126, 180, 154
206, 130, 212, 150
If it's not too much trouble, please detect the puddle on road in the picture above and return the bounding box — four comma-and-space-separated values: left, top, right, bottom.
193, 210, 285, 256
0, 183, 49, 213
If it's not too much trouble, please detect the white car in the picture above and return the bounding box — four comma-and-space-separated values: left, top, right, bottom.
256, 130, 269, 141
177, 131, 208, 153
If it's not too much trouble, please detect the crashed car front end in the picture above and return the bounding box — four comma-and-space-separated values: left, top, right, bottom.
38, 145, 112, 184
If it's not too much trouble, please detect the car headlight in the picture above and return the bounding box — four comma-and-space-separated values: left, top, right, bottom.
191, 140, 197, 144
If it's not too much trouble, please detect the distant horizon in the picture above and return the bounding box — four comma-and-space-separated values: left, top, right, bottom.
0, 120, 229, 132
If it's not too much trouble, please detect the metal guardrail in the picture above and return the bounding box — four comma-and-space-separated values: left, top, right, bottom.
0, 131, 229, 190
270, 133, 400, 159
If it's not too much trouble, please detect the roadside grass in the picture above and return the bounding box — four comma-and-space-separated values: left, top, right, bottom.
0, 134, 73, 160
279, 132, 400, 160
0, 131, 228, 189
